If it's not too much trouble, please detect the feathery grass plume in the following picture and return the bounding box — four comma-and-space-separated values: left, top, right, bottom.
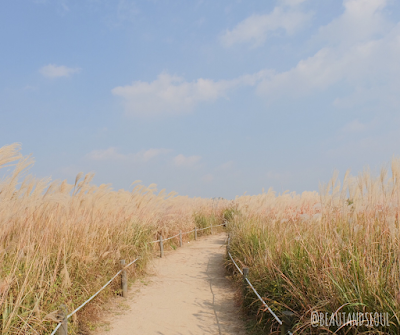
225, 161, 400, 334
0, 143, 229, 334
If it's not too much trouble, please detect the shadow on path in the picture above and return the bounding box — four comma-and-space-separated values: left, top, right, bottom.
96, 234, 247, 335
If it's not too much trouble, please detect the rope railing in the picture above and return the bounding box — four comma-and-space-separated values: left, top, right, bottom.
163, 232, 180, 241
49, 222, 225, 335
67, 269, 122, 318
181, 229, 195, 235
49, 323, 61, 335
245, 277, 282, 325
197, 226, 211, 231
226, 236, 294, 334
49, 222, 292, 334
227, 249, 243, 275
50, 258, 140, 334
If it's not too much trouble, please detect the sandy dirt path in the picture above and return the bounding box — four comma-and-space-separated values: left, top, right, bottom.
97, 233, 247, 335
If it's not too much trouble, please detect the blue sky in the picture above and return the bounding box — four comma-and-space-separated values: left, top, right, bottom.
1, 0, 400, 198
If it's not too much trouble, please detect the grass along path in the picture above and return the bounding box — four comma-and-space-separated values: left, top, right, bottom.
95, 233, 246, 335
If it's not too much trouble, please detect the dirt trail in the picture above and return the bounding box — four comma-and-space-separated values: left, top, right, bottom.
97, 233, 247, 335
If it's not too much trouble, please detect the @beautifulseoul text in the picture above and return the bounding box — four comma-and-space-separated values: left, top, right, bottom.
311, 311, 390, 328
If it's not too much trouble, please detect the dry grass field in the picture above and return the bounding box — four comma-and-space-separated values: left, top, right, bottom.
0, 144, 226, 334
2, 142, 400, 334
226, 164, 400, 334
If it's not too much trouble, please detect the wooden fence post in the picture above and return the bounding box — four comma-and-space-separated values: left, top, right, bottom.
57, 304, 68, 335
243, 267, 249, 284
160, 235, 164, 258
281, 311, 294, 335
210, 222, 213, 234
120, 259, 127, 298
194, 227, 197, 241
179, 230, 182, 247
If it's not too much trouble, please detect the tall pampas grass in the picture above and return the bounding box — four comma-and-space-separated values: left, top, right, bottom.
0, 144, 227, 334
227, 161, 400, 334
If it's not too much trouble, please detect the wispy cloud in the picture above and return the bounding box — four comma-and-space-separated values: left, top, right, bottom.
173, 154, 201, 167
39, 64, 80, 78
216, 161, 234, 171
137, 148, 171, 162
220, 5, 312, 47
341, 119, 370, 133
112, 70, 271, 117
256, 0, 400, 109
112, 72, 236, 117
86, 147, 127, 161
86, 147, 170, 162
279, 0, 309, 6
315, 0, 390, 47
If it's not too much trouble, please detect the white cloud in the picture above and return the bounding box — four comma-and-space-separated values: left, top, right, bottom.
341, 119, 369, 133
257, 47, 344, 97
113, 0, 399, 119
112, 71, 268, 117
315, 0, 390, 47
344, 0, 387, 16
136, 148, 171, 162
39, 64, 80, 78
216, 161, 234, 171
86, 147, 170, 162
59, 0, 69, 13
173, 154, 201, 168
256, 0, 400, 109
220, 6, 312, 47
86, 147, 127, 161
279, 0, 309, 6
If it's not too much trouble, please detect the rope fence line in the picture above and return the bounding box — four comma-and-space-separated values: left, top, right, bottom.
163, 233, 180, 241
124, 257, 141, 269
67, 269, 122, 318
49, 222, 225, 335
197, 226, 211, 231
49, 323, 61, 335
226, 235, 294, 335
226, 236, 294, 335
181, 229, 195, 235
244, 277, 282, 325
227, 251, 281, 324
50, 258, 140, 335
227, 250, 243, 275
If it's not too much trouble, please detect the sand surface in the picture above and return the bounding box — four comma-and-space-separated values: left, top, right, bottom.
97, 233, 247, 335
